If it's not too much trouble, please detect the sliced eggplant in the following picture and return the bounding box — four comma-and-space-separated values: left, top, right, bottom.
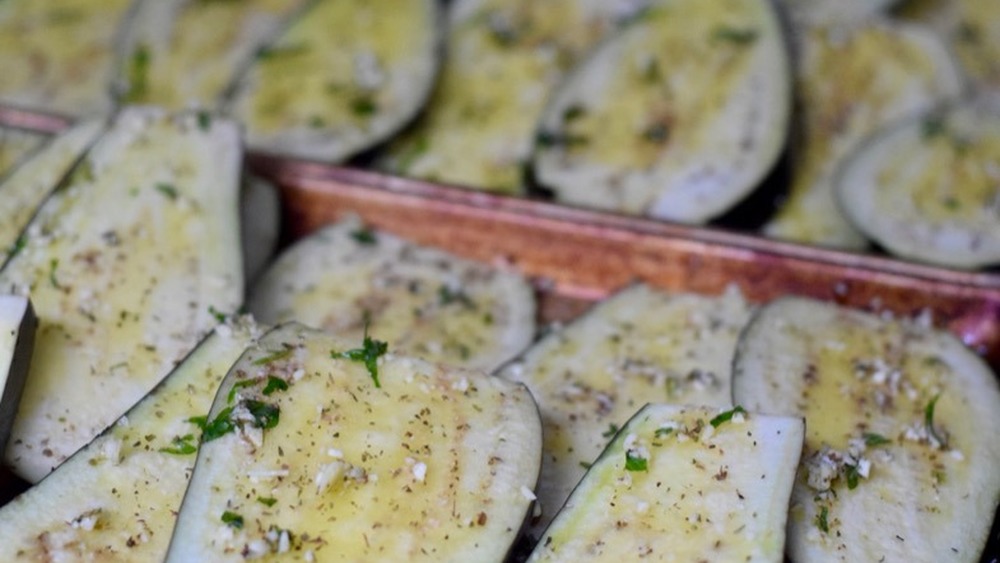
776, 0, 900, 28
497, 284, 752, 534
1, 107, 244, 483
247, 217, 535, 372
732, 297, 1000, 562
0, 120, 106, 262
0, 0, 133, 116
0, 296, 35, 458
836, 101, 1000, 268
166, 322, 542, 561
895, 0, 1000, 96
0, 127, 47, 178
224, 0, 443, 162
377, 0, 647, 194
528, 404, 803, 562
116, 0, 307, 109
533, 0, 791, 223
763, 22, 964, 249
0, 316, 260, 561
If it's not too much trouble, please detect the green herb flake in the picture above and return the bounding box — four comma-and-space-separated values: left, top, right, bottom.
257, 43, 309, 60
125, 44, 151, 102
253, 349, 293, 366
333, 326, 389, 388
159, 434, 197, 455
816, 506, 829, 533
350, 228, 378, 245
262, 375, 289, 396
845, 463, 860, 490
642, 122, 669, 144
710, 406, 747, 428
438, 285, 475, 309
208, 305, 228, 323
654, 427, 674, 438
602, 423, 620, 439
562, 105, 587, 123
258, 496, 278, 507
625, 451, 648, 472
244, 399, 280, 429
351, 95, 378, 118
579, 461, 592, 469
155, 183, 179, 201
536, 130, 589, 149
922, 116, 946, 139
642, 58, 662, 84
8, 234, 27, 258
199, 406, 235, 442
187, 415, 208, 429
924, 393, 948, 447
227, 380, 257, 404
863, 433, 891, 447
48, 259, 62, 289
221, 510, 244, 529
196, 111, 212, 131
712, 26, 758, 45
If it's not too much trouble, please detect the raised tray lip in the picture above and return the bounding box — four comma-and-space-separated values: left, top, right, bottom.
249, 152, 1000, 291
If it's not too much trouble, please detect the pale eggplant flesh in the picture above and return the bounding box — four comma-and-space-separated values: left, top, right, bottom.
376, 0, 649, 195
166, 322, 543, 562
116, 0, 308, 109
732, 297, 1000, 562
0, 0, 133, 117
1, 107, 244, 483
0, 316, 260, 561
247, 217, 535, 373
836, 101, 1000, 269
498, 284, 753, 536
763, 22, 964, 249
528, 404, 803, 562
0, 127, 48, 178
533, 0, 791, 224
225, 0, 444, 163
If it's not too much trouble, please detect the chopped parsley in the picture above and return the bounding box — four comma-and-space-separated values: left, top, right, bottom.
602, 424, 620, 439
159, 434, 197, 455
258, 496, 278, 507
712, 26, 758, 45
155, 183, 179, 200
924, 393, 948, 447
562, 105, 587, 123
197, 406, 235, 442
221, 511, 244, 529
256, 43, 309, 60
8, 234, 27, 258
536, 130, 589, 148
438, 285, 475, 308
262, 375, 289, 396
642, 122, 670, 144
208, 305, 228, 323
709, 406, 746, 428
579, 461, 592, 469
863, 432, 891, 447
244, 399, 280, 429
196, 111, 212, 131
350, 228, 378, 245
845, 463, 860, 490
351, 95, 378, 118
253, 348, 293, 366
48, 259, 62, 289
625, 451, 648, 472
816, 506, 829, 533
922, 116, 946, 139
124, 44, 151, 102
333, 327, 389, 388
227, 380, 258, 404
654, 427, 674, 438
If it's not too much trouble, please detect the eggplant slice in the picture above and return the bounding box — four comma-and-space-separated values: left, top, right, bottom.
376, 0, 647, 195
0, 120, 105, 263
1, 107, 244, 483
0, 317, 259, 561
533, 0, 791, 223
0, 0, 133, 117
776, 0, 901, 27
528, 404, 803, 562
497, 284, 752, 535
225, 0, 443, 163
732, 297, 1000, 562
247, 217, 535, 373
166, 323, 542, 562
836, 101, 1000, 269
115, 0, 307, 109
0, 296, 35, 459
762, 21, 964, 249
0, 128, 47, 178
